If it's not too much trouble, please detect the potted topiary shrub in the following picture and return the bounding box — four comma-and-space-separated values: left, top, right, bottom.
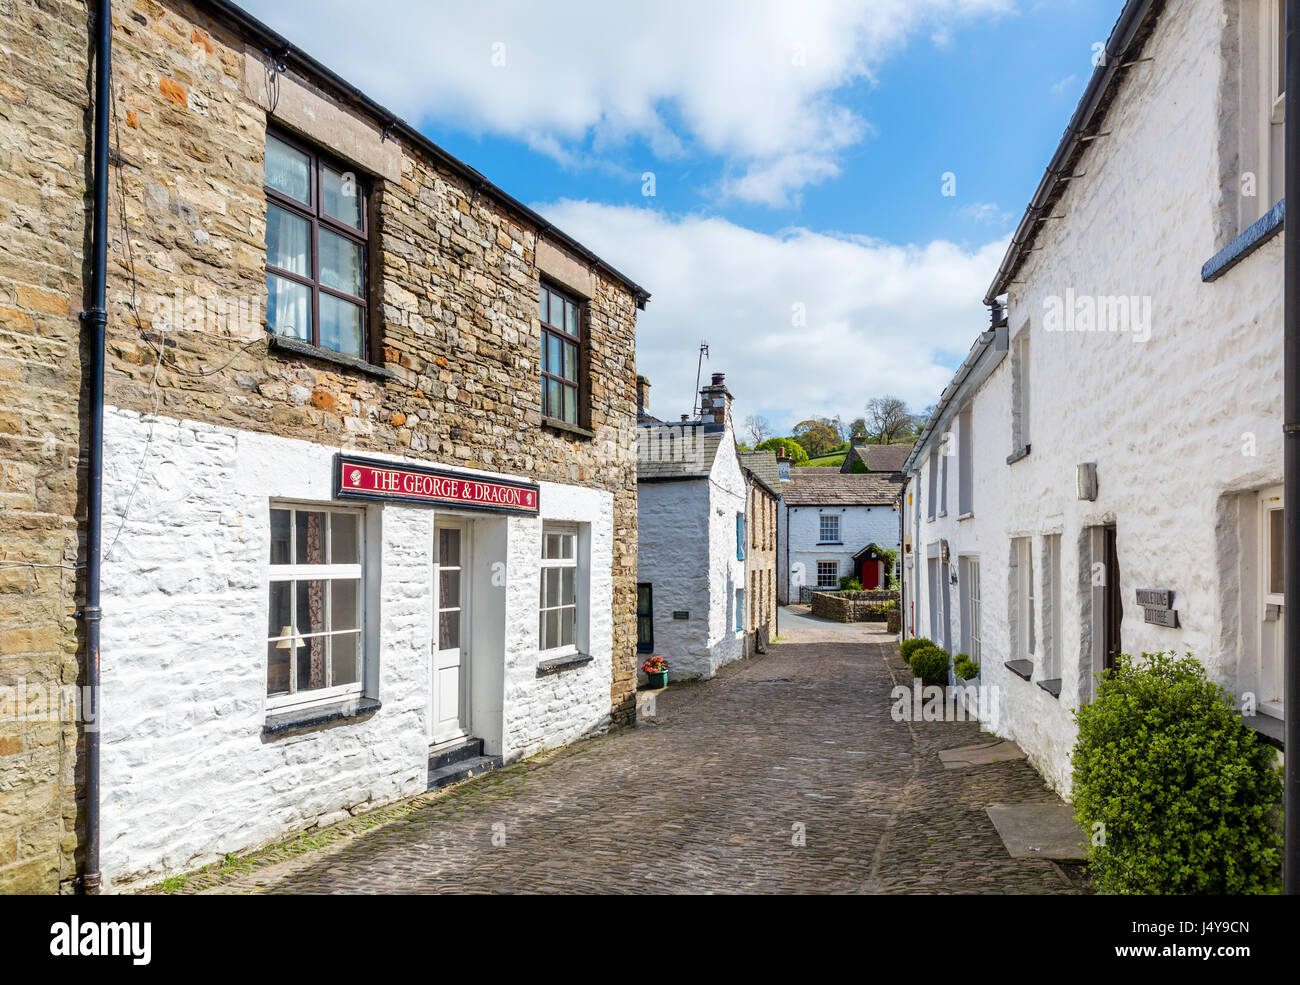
899, 637, 932, 666
908, 645, 950, 688
1072, 651, 1283, 894
953, 653, 980, 683
641, 655, 668, 689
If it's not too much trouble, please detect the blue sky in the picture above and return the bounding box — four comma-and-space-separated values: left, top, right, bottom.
243, 0, 1122, 435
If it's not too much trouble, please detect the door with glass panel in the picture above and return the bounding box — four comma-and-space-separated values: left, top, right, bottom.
431, 521, 469, 744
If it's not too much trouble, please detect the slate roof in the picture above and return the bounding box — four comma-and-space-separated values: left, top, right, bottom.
636, 422, 724, 481
781, 469, 905, 507
738, 450, 783, 492
840, 443, 914, 474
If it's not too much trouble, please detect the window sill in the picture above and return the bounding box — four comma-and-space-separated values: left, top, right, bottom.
958, 512, 974, 521
1003, 659, 1034, 681
536, 652, 594, 677
815, 542, 844, 546
263, 695, 381, 737
1201, 198, 1284, 282
542, 417, 596, 440
268, 334, 400, 381
1006, 445, 1031, 466
1036, 678, 1062, 699
1238, 711, 1284, 751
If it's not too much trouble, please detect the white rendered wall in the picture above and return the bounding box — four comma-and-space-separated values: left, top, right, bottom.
785, 504, 900, 593
99, 407, 613, 888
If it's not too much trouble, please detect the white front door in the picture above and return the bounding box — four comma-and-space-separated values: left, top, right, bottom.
431, 521, 469, 744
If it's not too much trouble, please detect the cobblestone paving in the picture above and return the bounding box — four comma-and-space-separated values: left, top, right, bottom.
205, 625, 1084, 894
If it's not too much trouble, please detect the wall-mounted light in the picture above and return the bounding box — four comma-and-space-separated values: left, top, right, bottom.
1077, 462, 1098, 501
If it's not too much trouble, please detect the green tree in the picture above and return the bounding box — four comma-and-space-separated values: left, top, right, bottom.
791, 419, 839, 457
755, 437, 808, 464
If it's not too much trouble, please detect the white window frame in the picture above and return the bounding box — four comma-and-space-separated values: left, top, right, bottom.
1262, 0, 1287, 210
816, 560, 839, 589
1011, 536, 1035, 663
1012, 332, 1030, 454
1043, 534, 1062, 680
819, 513, 841, 544
927, 449, 938, 520
266, 502, 366, 712
735, 588, 745, 634
539, 522, 580, 658
957, 406, 973, 517
1259, 486, 1285, 715
939, 438, 949, 516
964, 557, 981, 666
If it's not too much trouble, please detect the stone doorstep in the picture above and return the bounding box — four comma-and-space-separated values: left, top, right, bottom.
985, 803, 1089, 862
937, 738, 1027, 769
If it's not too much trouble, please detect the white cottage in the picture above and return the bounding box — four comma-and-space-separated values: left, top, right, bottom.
636, 374, 749, 680
902, 0, 1287, 793
777, 468, 905, 603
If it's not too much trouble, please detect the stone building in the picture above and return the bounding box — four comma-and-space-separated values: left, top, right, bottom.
636, 373, 749, 681
777, 470, 904, 603
902, 0, 1286, 793
0, 0, 647, 891
738, 450, 782, 652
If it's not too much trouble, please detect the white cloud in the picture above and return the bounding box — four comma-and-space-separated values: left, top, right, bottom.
242, 0, 1013, 207
534, 200, 1007, 432
1051, 73, 1079, 96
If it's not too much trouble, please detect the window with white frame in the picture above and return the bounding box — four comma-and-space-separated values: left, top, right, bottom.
958, 406, 973, 516
1010, 536, 1036, 662
539, 524, 579, 653
1011, 332, 1030, 455
961, 557, 981, 666
819, 513, 840, 543
735, 588, 744, 633
816, 560, 838, 589
267, 505, 365, 706
927, 449, 938, 519
1043, 534, 1062, 681
1258, 486, 1285, 713
1240, 0, 1286, 227
939, 435, 949, 515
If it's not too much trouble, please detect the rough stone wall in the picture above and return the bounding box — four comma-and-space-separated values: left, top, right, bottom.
635, 479, 710, 680
0, 0, 91, 893
745, 482, 777, 649
95, 0, 641, 726
810, 590, 899, 623
1, 0, 644, 890
705, 423, 746, 676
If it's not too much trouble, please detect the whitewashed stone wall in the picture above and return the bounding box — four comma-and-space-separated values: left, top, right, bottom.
99, 406, 613, 888
636, 422, 747, 681
905, 0, 1284, 794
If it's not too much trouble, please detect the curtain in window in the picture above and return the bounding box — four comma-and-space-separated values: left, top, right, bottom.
308, 513, 326, 688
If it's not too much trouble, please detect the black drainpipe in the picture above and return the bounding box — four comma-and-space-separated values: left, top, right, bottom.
80, 0, 111, 895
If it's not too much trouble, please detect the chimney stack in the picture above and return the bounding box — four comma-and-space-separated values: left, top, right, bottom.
636, 374, 651, 418
699, 371, 732, 430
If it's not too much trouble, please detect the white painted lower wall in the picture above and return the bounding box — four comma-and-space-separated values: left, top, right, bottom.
98, 407, 613, 889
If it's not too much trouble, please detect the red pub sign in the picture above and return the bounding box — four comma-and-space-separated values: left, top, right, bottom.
334, 454, 540, 515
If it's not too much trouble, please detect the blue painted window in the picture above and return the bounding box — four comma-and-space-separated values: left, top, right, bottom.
736, 513, 746, 560
735, 589, 745, 632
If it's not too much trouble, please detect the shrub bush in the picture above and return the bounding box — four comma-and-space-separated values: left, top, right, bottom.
838, 574, 863, 592
898, 637, 932, 664
953, 654, 979, 680
1071, 652, 1283, 895
908, 645, 950, 687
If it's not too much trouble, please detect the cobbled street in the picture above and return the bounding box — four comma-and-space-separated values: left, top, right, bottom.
197, 615, 1083, 894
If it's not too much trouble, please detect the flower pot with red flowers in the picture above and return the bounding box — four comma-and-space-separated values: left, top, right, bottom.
641, 655, 668, 689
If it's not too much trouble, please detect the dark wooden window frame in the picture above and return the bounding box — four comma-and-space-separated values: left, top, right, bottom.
264, 126, 372, 359
539, 280, 587, 429
636, 583, 654, 653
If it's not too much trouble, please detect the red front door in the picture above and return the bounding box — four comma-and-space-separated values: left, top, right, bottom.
861, 559, 880, 589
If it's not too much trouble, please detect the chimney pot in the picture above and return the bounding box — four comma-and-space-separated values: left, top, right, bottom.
711, 372, 725, 385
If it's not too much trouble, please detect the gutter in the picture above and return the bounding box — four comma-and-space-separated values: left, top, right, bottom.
79, 0, 112, 895
983, 0, 1163, 305
1284, 0, 1299, 896
198, 0, 651, 308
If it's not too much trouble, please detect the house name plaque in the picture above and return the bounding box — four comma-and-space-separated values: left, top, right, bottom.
335, 454, 540, 515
